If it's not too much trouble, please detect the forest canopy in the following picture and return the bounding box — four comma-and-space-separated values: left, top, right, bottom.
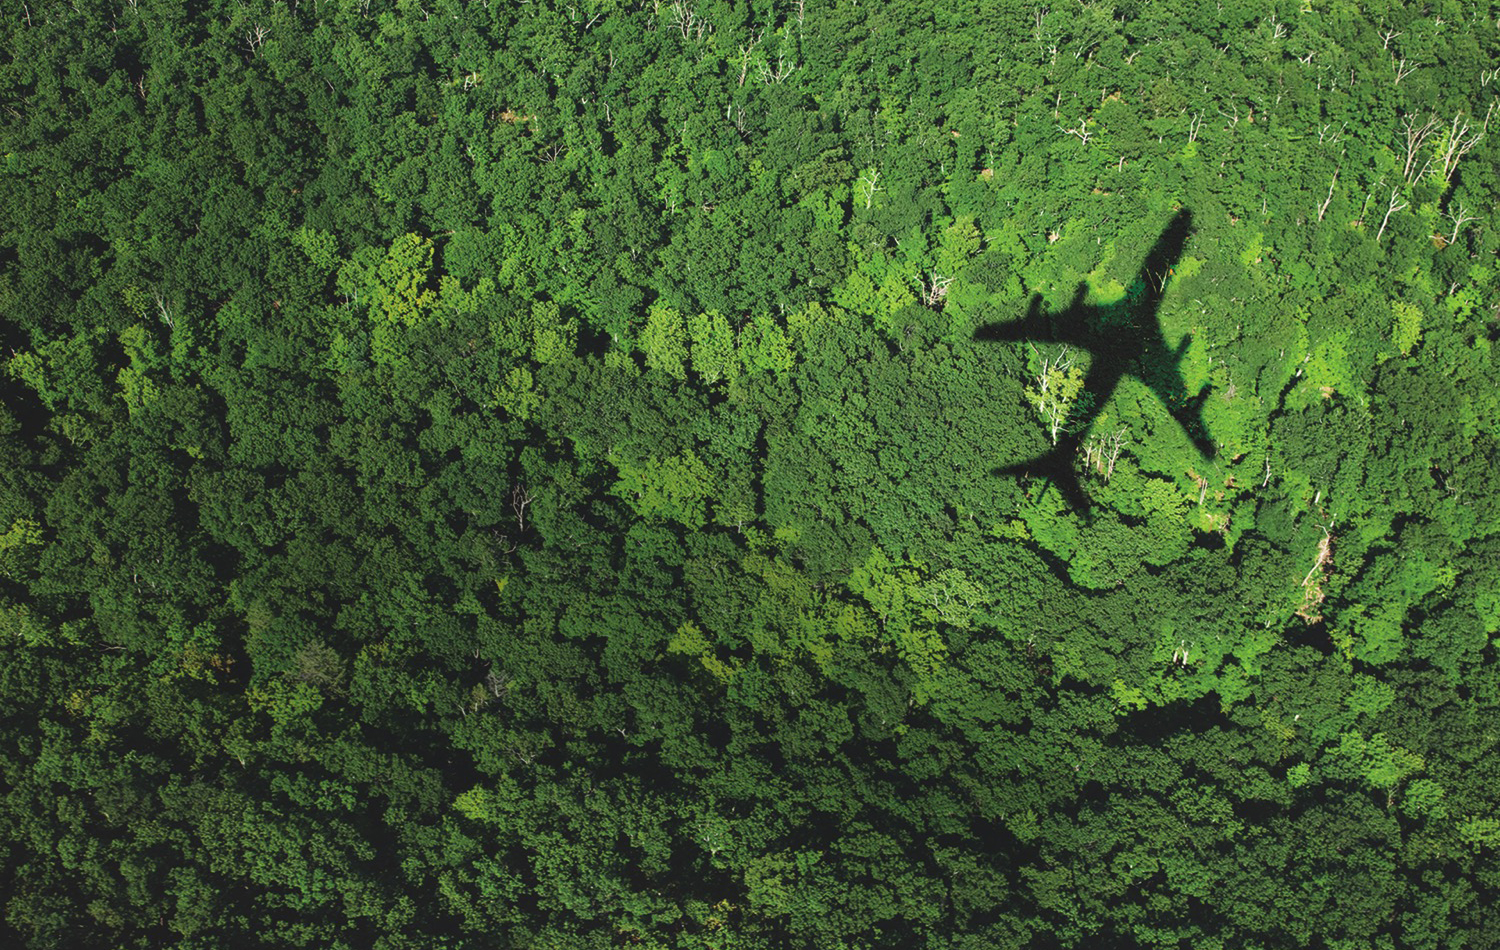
2, 1, 1499, 948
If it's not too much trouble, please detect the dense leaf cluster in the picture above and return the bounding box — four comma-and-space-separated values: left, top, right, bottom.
2, 1, 1498, 948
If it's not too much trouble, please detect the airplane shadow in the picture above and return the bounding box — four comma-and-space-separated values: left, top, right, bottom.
973, 209, 1213, 521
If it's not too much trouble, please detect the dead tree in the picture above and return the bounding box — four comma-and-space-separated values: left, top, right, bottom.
669, 0, 711, 41
1297, 517, 1336, 623
1027, 344, 1083, 446
1444, 203, 1478, 246
856, 168, 883, 209
1187, 112, 1204, 143
1317, 167, 1339, 222
1375, 187, 1406, 244
736, 30, 762, 87
918, 272, 953, 309
1435, 113, 1483, 184
758, 54, 798, 84
1059, 117, 1093, 146
1082, 427, 1128, 482
243, 23, 270, 55
511, 484, 535, 533
1399, 113, 1439, 182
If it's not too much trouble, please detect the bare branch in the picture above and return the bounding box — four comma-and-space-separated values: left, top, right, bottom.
1436, 113, 1483, 184
243, 23, 270, 55
511, 484, 535, 533
1026, 344, 1084, 445
1376, 187, 1407, 244
669, 0, 712, 41
917, 272, 954, 309
758, 54, 798, 84
1059, 117, 1092, 145
1445, 203, 1478, 246
485, 666, 511, 699
855, 168, 882, 209
1317, 121, 1347, 146
736, 29, 762, 87
150, 288, 174, 329
1317, 167, 1339, 222
1082, 427, 1128, 482
725, 103, 746, 134
1399, 113, 1439, 182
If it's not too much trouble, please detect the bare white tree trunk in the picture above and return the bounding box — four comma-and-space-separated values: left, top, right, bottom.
1317, 168, 1339, 222
737, 30, 762, 87
1376, 188, 1406, 244
1436, 113, 1483, 183
1400, 114, 1439, 182
1445, 204, 1478, 246
1059, 118, 1092, 146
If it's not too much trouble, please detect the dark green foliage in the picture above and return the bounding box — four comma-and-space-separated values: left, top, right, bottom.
2, 1, 1498, 948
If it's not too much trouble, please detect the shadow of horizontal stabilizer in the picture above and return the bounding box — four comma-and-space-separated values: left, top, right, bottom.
994, 438, 1094, 524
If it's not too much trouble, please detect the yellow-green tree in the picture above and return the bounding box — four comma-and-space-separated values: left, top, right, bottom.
1024, 344, 1089, 445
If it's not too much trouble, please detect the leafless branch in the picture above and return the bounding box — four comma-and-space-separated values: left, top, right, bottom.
1059, 117, 1092, 145
1376, 187, 1406, 244
669, 0, 712, 41
1399, 113, 1439, 182
1317, 121, 1347, 147
917, 272, 954, 309
1436, 113, 1483, 183
1317, 167, 1339, 222
758, 54, 798, 84
1445, 203, 1478, 246
737, 29, 762, 87
855, 168, 882, 209
512, 484, 535, 533
151, 288, 174, 329
243, 23, 270, 55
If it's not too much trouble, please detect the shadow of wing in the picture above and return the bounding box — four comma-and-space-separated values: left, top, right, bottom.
975, 284, 1096, 348
1178, 388, 1216, 458
974, 293, 1049, 343
1141, 330, 1215, 460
